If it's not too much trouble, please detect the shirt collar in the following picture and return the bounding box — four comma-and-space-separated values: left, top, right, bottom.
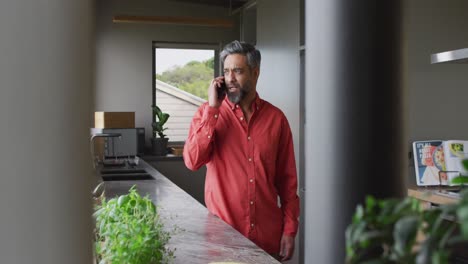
225, 92, 263, 111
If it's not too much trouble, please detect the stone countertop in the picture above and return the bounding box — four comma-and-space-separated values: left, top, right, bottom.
102, 159, 280, 264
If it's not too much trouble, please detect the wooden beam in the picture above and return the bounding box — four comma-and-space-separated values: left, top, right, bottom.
113, 15, 234, 28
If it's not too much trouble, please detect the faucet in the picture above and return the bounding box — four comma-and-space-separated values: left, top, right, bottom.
90, 133, 122, 169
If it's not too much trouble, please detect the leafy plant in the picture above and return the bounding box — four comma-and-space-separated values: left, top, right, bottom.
346, 177, 468, 263
152, 106, 170, 139
346, 157, 468, 264
451, 160, 468, 185
93, 186, 175, 264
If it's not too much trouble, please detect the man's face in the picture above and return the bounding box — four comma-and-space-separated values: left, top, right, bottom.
223, 54, 258, 104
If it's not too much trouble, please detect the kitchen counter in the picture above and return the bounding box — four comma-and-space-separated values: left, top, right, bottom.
407, 185, 460, 206
101, 159, 280, 264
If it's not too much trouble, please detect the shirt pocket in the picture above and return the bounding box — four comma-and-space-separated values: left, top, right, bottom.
256, 141, 278, 185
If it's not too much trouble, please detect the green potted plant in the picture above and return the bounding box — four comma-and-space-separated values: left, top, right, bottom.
93, 186, 175, 264
346, 162, 468, 264
151, 106, 170, 156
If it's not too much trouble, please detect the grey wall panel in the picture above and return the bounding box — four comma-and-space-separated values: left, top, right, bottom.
304, 1, 405, 263
0, 1, 94, 263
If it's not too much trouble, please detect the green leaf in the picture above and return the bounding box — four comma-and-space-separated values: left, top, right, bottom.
462, 159, 468, 172
416, 238, 431, 264
152, 106, 170, 138
93, 184, 174, 263
431, 250, 450, 264
117, 195, 129, 207
393, 216, 419, 257
366, 196, 376, 212
450, 176, 468, 185
353, 205, 364, 223
457, 206, 468, 237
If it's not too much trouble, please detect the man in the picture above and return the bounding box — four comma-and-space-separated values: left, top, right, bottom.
183, 40, 299, 261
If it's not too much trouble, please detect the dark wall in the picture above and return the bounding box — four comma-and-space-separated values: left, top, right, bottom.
148, 160, 207, 205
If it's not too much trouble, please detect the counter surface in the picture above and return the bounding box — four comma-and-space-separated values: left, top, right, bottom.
101, 160, 280, 264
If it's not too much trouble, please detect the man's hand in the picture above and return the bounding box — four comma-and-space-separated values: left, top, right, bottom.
279, 234, 295, 261
208, 76, 225, 108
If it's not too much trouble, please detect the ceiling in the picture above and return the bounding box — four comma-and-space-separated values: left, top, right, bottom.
169, 0, 250, 10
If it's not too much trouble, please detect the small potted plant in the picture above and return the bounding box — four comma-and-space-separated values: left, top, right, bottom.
151, 106, 170, 156
93, 186, 175, 263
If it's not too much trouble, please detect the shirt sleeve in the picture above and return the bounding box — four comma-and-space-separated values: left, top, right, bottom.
183, 103, 220, 171
275, 115, 300, 237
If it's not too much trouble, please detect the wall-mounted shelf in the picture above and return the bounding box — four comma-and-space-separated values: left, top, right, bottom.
431, 48, 468, 64
113, 15, 234, 28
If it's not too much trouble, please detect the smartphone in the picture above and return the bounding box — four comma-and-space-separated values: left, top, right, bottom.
217, 81, 227, 100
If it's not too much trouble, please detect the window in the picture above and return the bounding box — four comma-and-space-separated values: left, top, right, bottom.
153, 42, 220, 142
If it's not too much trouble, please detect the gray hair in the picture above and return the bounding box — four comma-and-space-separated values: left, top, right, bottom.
220, 40, 261, 70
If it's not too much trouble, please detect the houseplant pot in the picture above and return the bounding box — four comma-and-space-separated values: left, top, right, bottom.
151, 105, 170, 156
151, 137, 169, 156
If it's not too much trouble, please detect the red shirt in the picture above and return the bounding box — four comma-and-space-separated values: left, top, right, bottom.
183, 94, 300, 253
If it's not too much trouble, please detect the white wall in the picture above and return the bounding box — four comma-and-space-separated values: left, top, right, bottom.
404, 0, 468, 183
256, 1, 301, 263
256, 1, 300, 161
95, 0, 240, 145
0, 1, 93, 263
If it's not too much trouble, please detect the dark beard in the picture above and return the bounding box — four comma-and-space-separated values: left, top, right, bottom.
227, 82, 252, 104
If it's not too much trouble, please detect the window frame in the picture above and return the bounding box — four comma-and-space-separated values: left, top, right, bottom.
152, 41, 221, 144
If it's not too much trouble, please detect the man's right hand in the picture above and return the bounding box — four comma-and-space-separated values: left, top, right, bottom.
208, 76, 225, 108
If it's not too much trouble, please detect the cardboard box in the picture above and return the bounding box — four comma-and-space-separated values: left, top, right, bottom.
94, 112, 135, 128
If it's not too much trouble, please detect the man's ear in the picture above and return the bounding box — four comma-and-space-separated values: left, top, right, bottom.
252, 67, 260, 80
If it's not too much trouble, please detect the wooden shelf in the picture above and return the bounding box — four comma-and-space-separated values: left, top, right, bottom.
113, 15, 234, 28
408, 187, 459, 205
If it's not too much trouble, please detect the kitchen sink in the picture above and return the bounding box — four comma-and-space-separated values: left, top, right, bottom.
101, 173, 153, 181
99, 168, 154, 181
100, 168, 147, 174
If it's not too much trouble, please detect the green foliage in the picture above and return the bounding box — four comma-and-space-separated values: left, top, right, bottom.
156, 57, 214, 100
346, 192, 468, 264
152, 106, 170, 138
451, 160, 468, 185
346, 156, 468, 264
93, 186, 175, 264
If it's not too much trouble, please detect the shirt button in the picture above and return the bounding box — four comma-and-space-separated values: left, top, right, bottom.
251, 223, 255, 227
240, 117, 244, 121
214, 114, 218, 119
236, 105, 239, 108
250, 201, 254, 205
247, 136, 251, 140
207, 135, 211, 139
248, 158, 252, 162
249, 178, 253, 183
